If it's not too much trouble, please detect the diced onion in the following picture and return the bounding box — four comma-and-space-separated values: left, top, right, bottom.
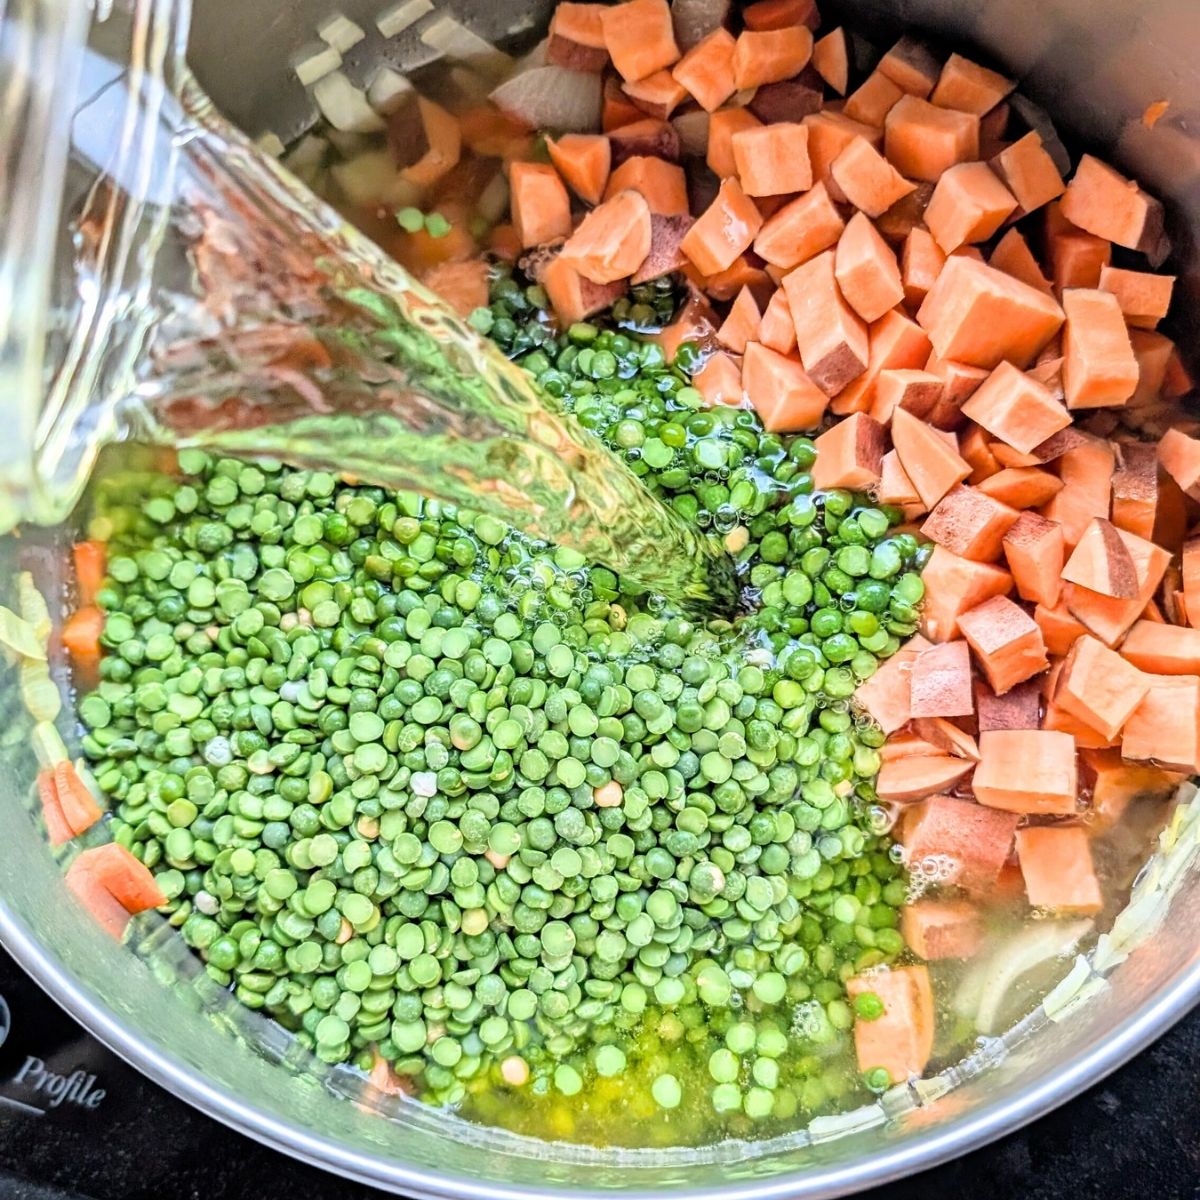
420, 15, 513, 77
312, 71, 386, 134
376, 0, 433, 38
366, 65, 415, 114
254, 132, 286, 158
292, 41, 342, 86
283, 133, 328, 173
318, 13, 366, 53
490, 66, 603, 134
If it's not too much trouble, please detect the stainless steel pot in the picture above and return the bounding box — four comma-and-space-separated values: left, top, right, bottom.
3, 1, 1200, 1196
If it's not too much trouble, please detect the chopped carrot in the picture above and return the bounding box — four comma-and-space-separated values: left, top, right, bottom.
921, 483, 1019, 562
989, 130, 1065, 218
989, 227, 1053, 297
924, 162, 1017, 253
671, 28, 738, 113
752, 182, 844, 269
732, 27, 814, 91
732, 122, 812, 197
930, 53, 1014, 115
959, 594, 1048, 694
706, 106, 762, 179
632, 213, 695, 283
1097, 265, 1174, 330
48, 761, 104, 843
62, 605, 104, 667
72, 541, 107, 608
783, 249, 870, 395
1122, 675, 1200, 772
918, 256, 1065, 370
509, 162, 572, 250
810, 411, 884, 489
542, 255, 626, 324
742, 341, 829, 432
833, 309, 932, 415
742, 0, 819, 30
623, 69, 688, 120
38, 769, 73, 846
547, 134, 611, 205
847, 965, 935, 1084
876, 754, 975, 801
65, 842, 167, 940
680, 177, 763, 276
548, 2, 609, 71
1060, 153, 1166, 256
843, 70, 905, 128
1001, 511, 1065, 608
692, 351, 744, 407
758, 287, 797, 355
909, 638, 974, 718
870, 369, 944, 424
1061, 288, 1138, 410
973, 728, 1078, 814
1157, 427, 1200, 500
977, 466, 1063, 509
560, 189, 652, 284
603, 155, 688, 214
902, 898, 985, 960
1060, 517, 1138, 599
600, 0, 679, 83
920, 545, 1012, 642
960, 362, 1069, 454
901, 227, 946, 308
877, 448, 922, 506
829, 137, 916, 218
877, 35, 941, 99
834, 212, 904, 324
1064, 526, 1171, 647
422, 259, 490, 318
1039, 436, 1115, 549
884, 95, 979, 183
812, 27, 849, 95
1054, 632, 1151, 740
717, 286, 762, 354
1121, 620, 1200, 675
890, 407, 970, 510
1015, 826, 1102, 914
975, 675, 1040, 731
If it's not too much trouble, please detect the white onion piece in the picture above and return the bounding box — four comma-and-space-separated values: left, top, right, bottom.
476, 171, 511, 224
421, 15, 513, 77
515, 36, 549, 72
366, 65, 415, 114
292, 41, 342, 86
312, 71, 386, 133
490, 66, 602, 133
253, 131, 286, 158
318, 13, 366, 53
376, 0, 433, 38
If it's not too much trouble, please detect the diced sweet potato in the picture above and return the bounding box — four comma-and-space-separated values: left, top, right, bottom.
1060, 517, 1138, 599
912, 716, 981, 761
810, 411, 884, 489
975, 676, 1041, 732
1121, 621, 1200, 675
1046, 205, 1111, 292
846, 965, 934, 1083
692, 350, 744, 406
884, 95, 979, 183
920, 545, 1013, 642
706, 106, 761, 178
909, 639, 974, 718
759, 287, 797, 354
977, 467, 1063, 510
783, 249, 869, 394
547, 134, 612, 205
1098, 265, 1174, 330
1054, 632, 1151, 741
732, 122, 812, 197
1158, 427, 1200, 501
989, 131, 1065, 219
870, 369, 944, 424
890, 407, 971, 510
742, 340, 828, 432
973, 728, 1078, 814
1061, 288, 1138, 410
1060, 153, 1166, 256
1110, 440, 1159, 542
925, 162, 1017, 253
924, 355, 989, 431
835, 212, 904, 324
958, 594, 1048, 694
877, 448, 922, 507
733, 26, 814, 90
543, 256, 627, 324
1121, 675, 1200, 772
1063, 527, 1171, 647
753, 182, 844, 269
623, 70, 689, 119
604, 155, 689, 213
921, 484, 1019, 562
1002, 510, 1064, 609
671, 27, 738, 113
1015, 826, 1102, 914
876, 754, 975, 801
830, 137, 916, 218
930, 53, 1014, 115
843, 69, 904, 128
902, 898, 985, 960
961, 361, 1070, 454
901, 793, 1020, 891
510, 162, 573, 249
741, 0, 817, 30
917, 256, 1065, 370
1082, 747, 1182, 832
600, 0, 680, 83
1039, 436, 1115, 549
1185, 537, 1200, 626
989, 227, 1053, 296
560, 189, 653, 283
901, 227, 946, 308
877, 36, 942, 100
680, 177, 763, 276
812, 27, 849, 95
833, 310, 932, 415
854, 636, 929, 734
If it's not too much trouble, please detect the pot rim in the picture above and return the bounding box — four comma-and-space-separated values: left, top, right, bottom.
2, 895, 1198, 1199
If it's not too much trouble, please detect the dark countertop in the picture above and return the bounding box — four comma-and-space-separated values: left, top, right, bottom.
0, 942, 1196, 1200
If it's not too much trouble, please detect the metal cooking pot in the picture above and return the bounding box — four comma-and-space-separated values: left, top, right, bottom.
2, 1, 1200, 1196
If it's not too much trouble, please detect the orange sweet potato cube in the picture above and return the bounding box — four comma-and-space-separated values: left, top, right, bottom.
1015, 826, 1102, 914
902, 898, 985, 961
901, 793, 1019, 892
1121, 675, 1200, 773
919, 545, 1013, 642
973, 729, 1078, 814
921, 484, 1019, 562
810, 411, 884, 490
958, 594, 1049, 695
846, 965, 934, 1083
1053, 633, 1152, 741
909, 639, 974, 718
